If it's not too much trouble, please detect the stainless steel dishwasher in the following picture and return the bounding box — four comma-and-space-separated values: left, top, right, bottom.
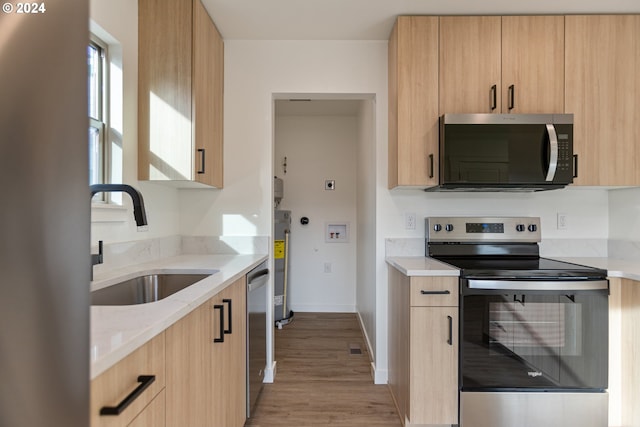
246, 261, 269, 417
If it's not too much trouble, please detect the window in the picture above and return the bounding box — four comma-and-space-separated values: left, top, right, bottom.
88, 38, 107, 187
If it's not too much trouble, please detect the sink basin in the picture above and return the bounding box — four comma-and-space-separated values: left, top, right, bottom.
91, 273, 214, 305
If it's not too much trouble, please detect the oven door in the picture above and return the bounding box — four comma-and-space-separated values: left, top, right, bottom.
460, 279, 609, 391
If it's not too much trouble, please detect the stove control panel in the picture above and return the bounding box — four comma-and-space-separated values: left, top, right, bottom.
426, 216, 541, 243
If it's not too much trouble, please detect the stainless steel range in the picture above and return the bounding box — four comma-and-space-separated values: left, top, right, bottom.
426, 217, 609, 427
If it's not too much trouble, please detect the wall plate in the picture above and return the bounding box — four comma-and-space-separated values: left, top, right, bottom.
325, 222, 349, 243
325, 179, 335, 190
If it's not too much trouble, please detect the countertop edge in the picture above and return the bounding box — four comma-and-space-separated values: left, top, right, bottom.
90, 254, 268, 379
386, 256, 460, 277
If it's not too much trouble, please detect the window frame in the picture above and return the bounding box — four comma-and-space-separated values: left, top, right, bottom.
88, 35, 110, 201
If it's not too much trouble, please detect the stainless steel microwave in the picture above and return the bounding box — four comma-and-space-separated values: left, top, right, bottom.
428, 113, 574, 192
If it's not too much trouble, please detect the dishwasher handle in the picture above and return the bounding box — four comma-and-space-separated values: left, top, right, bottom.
248, 268, 269, 284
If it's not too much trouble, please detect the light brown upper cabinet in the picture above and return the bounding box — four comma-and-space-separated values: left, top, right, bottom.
138, 0, 224, 188
565, 15, 640, 186
388, 16, 439, 188
439, 16, 565, 114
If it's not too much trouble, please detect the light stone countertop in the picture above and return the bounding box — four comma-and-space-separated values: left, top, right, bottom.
387, 255, 640, 282
385, 256, 460, 276
553, 257, 640, 282
90, 254, 267, 379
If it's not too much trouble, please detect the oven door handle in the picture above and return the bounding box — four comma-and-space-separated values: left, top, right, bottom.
467, 279, 608, 291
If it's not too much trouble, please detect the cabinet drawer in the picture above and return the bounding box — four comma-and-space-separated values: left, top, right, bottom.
91, 333, 165, 427
127, 389, 165, 427
410, 276, 458, 307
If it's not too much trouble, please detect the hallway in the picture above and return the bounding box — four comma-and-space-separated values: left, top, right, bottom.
245, 313, 402, 427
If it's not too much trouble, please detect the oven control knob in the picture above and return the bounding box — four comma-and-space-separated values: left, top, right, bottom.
433, 224, 442, 232
445, 224, 454, 232
516, 224, 525, 232
528, 224, 537, 232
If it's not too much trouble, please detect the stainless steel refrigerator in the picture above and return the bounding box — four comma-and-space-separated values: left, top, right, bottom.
1, 2, 90, 426
274, 210, 292, 324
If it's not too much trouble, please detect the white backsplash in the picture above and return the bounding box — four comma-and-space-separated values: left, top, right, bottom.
608, 239, 640, 262
181, 235, 269, 255
92, 235, 268, 277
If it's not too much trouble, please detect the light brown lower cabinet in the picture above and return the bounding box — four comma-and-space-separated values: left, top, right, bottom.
91, 277, 247, 427
388, 267, 459, 426
90, 333, 166, 427
166, 276, 247, 427
608, 277, 640, 427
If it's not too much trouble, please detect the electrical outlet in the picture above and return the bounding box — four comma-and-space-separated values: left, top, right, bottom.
557, 213, 568, 230
405, 212, 416, 230
324, 262, 332, 273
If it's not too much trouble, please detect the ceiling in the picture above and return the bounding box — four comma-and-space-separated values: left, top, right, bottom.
202, 0, 640, 41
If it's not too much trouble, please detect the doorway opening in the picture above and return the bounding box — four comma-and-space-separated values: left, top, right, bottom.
273, 97, 375, 322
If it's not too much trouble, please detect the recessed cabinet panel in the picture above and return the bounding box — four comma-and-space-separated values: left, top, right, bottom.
565, 15, 640, 186
388, 16, 439, 188
138, 0, 223, 188
439, 16, 502, 114
501, 16, 565, 114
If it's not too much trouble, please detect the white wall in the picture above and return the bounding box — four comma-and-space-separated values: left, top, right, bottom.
609, 187, 640, 241
274, 114, 358, 312
356, 100, 378, 365
178, 39, 389, 380
90, 0, 180, 245
382, 188, 610, 241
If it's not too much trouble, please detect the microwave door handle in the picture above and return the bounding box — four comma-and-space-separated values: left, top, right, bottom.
545, 124, 559, 182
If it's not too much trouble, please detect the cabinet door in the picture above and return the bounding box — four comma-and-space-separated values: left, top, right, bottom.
439, 16, 501, 114
501, 16, 565, 114
388, 16, 439, 188
213, 277, 247, 427
138, 0, 193, 181
193, 0, 224, 188
565, 15, 640, 186
409, 307, 459, 425
165, 299, 214, 426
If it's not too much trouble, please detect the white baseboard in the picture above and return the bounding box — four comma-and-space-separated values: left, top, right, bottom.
289, 304, 356, 313
356, 311, 388, 385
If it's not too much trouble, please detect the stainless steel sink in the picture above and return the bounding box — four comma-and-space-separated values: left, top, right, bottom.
91, 273, 214, 305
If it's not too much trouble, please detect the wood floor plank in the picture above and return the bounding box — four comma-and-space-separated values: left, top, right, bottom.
245, 312, 402, 427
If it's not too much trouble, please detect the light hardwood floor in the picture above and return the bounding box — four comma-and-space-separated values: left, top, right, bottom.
245, 312, 402, 427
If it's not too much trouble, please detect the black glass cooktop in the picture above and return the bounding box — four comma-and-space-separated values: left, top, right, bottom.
433, 256, 607, 279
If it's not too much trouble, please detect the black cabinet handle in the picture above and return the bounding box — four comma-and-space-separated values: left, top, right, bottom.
420, 290, 451, 295
100, 375, 156, 416
447, 315, 453, 346
573, 154, 578, 178
197, 148, 205, 174
222, 298, 232, 334
508, 84, 515, 110
213, 304, 224, 343
428, 154, 434, 179
490, 84, 497, 111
